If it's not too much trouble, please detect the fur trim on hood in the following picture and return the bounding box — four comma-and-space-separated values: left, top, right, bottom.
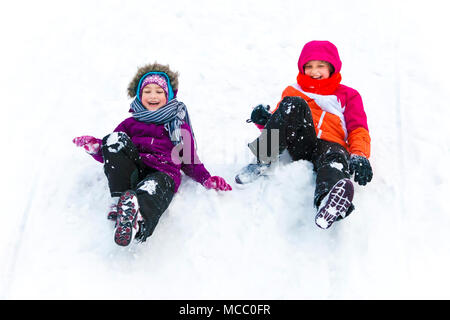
127, 62, 179, 98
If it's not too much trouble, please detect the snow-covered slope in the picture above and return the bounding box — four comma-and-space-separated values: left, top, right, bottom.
1, 0, 449, 299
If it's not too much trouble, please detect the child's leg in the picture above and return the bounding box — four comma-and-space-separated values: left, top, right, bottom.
236, 96, 317, 184
248, 96, 317, 163
134, 171, 175, 241
101, 132, 145, 197
312, 140, 351, 208
312, 140, 354, 229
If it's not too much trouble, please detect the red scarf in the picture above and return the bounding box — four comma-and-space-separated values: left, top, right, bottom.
297, 72, 342, 95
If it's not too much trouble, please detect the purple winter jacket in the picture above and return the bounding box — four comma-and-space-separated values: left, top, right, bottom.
91, 117, 211, 193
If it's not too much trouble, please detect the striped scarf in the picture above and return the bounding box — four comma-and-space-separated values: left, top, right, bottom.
130, 98, 195, 146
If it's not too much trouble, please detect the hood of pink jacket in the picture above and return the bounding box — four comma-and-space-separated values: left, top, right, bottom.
298, 40, 342, 74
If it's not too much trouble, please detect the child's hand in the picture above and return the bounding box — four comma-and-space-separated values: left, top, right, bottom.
73, 135, 101, 155
248, 104, 271, 125
204, 176, 232, 191
349, 155, 373, 186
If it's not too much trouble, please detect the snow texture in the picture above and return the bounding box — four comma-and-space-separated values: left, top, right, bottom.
330, 162, 344, 171
106, 132, 125, 153
138, 180, 158, 196
1, 0, 450, 299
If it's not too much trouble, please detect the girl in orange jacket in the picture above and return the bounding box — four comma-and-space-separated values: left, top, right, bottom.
235, 40, 373, 229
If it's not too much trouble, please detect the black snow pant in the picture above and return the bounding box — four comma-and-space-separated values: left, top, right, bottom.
102, 132, 175, 239
249, 96, 351, 208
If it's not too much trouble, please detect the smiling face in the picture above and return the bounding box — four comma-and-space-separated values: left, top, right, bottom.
303, 60, 332, 80
141, 83, 167, 111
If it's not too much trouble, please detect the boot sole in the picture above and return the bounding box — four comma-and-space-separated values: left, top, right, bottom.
114, 190, 140, 246
315, 179, 354, 229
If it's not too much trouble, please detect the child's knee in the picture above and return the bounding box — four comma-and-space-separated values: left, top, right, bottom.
136, 172, 175, 199
102, 132, 130, 153
279, 96, 308, 114
317, 149, 350, 174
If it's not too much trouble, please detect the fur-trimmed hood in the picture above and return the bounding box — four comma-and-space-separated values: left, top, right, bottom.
127, 62, 179, 98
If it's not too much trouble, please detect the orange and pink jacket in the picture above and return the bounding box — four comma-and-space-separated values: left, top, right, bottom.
260, 41, 371, 158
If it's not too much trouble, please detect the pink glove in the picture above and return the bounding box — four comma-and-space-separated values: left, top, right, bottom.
73, 135, 101, 155
203, 176, 232, 191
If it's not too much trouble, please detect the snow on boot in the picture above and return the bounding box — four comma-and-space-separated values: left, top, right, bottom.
134, 221, 150, 243
235, 162, 271, 184
107, 204, 118, 221
315, 178, 354, 230
336, 203, 355, 221
107, 197, 119, 221
114, 190, 143, 246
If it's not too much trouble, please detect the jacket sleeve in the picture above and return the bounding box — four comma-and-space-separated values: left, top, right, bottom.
180, 124, 211, 185
343, 88, 371, 158
347, 127, 371, 158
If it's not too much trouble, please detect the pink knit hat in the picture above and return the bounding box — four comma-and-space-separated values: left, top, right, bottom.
298, 40, 342, 74
139, 74, 169, 99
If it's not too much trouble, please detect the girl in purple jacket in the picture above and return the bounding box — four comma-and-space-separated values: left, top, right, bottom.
74, 62, 231, 246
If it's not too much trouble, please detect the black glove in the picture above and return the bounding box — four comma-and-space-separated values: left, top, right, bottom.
349, 155, 373, 186
247, 104, 271, 125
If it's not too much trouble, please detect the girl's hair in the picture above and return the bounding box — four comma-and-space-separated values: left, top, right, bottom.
326, 61, 335, 75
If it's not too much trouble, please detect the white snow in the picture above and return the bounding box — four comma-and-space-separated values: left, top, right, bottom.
1, 0, 450, 300
330, 162, 344, 171
316, 218, 329, 229
106, 132, 125, 153
138, 180, 158, 196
